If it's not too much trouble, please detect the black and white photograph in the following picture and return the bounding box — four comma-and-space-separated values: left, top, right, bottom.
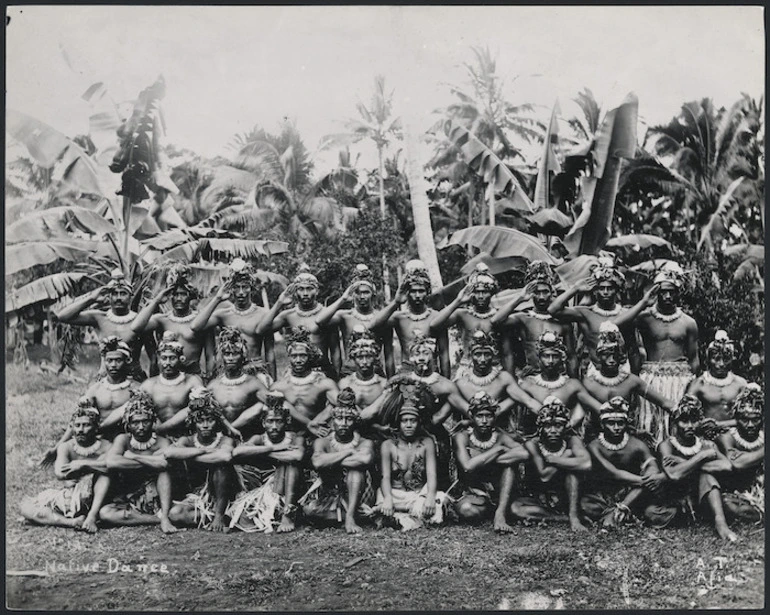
5, 5, 765, 610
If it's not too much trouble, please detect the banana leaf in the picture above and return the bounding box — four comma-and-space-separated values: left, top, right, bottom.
7, 240, 100, 276
606, 234, 672, 250
697, 177, 746, 251
6, 272, 90, 313
7, 206, 118, 243
445, 225, 557, 264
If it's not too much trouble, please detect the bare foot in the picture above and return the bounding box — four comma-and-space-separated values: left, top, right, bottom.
277, 516, 295, 533
717, 525, 739, 543
160, 516, 179, 534
80, 517, 99, 534
210, 515, 227, 533
493, 515, 515, 534
345, 517, 362, 534
570, 518, 589, 532
71, 515, 87, 529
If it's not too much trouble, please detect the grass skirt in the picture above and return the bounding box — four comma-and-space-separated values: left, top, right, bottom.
27, 474, 94, 518
638, 361, 694, 443
370, 485, 448, 530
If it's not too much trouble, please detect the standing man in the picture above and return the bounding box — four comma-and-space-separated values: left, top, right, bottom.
512, 397, 591, 531
54, 269, 152, 380
302, 389, 375, 534
166, 388, 236, 532
100, 391, 178, 533
370, 260, 451, 377
614, 264, 699, 442
257, 263, 340, 377
21, 402, 111, 533
686, 330, 748, 437
453, 391, 530, 533
190, 258, 275, 380
229, 392, 305, 533
131, 263, 211, 375
429, 263, 500, 378
491, 261, 577, 376
548, 255, 641, 373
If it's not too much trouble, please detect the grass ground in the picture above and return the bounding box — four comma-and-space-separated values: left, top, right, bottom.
5, 352, 766, 611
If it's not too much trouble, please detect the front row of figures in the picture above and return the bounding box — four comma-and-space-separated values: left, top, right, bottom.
22, 325, 764, 540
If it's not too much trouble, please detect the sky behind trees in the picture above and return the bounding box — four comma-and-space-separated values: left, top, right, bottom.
6, 6, 764, 173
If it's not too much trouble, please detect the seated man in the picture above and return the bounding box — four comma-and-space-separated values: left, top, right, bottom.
657, 395, 736, 542
301, 388, 375, 534
687, 330, 748, 438
716, 384, 764, 524
512, 397, 591, 531
21, 402, 111, 533
581, 322, 673, 441
100, 391, 178, 533
375, 388, 447, 531
228, 392, 305, 534
453, 391, 529, 533
165, 388, 236, 533
581, 397, 670, 528
338, 326, 388, 409
518, 331, 602, 436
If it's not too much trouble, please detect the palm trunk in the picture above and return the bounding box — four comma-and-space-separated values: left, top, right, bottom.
402, 115, 443, 290
466, 176, 475, 257
488, 190, 496, 226
377, 146, 392, 301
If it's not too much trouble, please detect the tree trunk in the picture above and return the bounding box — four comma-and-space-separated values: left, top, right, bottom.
377, 146, 392, 301
466, 176, 475, 257
402, 115, 443, 291
487, 188, 496, 227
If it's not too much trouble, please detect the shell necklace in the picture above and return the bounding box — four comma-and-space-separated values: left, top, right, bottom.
167, 310, 196, 323
104, 378, 131, 391
290, 371, 319, 386
351, 308, 374, 322
221, 373, 248, 386
703, 371, 735, 388
588, 364, 630, 387
404, 307, 431, 321
467, 365, 502, 387
413, 371, 439, 386
129, 434, 157, 452
729, 428, 764, 451
193, 432, 223, 450
72, 438, 103, 457
598, 432, 629, 451
527, 310, 552, 321
467, 305, 497, 320
267, 432, 293, 448
105, 310, 137, 325
590, 304, 621, 317
649, 306, 682, 323
531, 373, 569, 389
159, 373, 185, 386
296, 304, 322, 318
329, 432, 361, 452
538, 440, 567, 458
232, 302, 258, 316
468, 428, 498, 451
670, 435, 703, 457
353, 373, 380, 387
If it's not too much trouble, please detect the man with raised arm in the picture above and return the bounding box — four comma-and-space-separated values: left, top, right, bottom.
21, 402, 111, 533
454, 329, 541, 433
581, 322, 673, 441
140, 332, 206, 439
656, 395, 736, 542
375, 388, 447, 531
369, 260, 451, 377
581, 397, 670, 528
518, 331, 603, 437
190, 258, 275, 381
613, 263, 699, 442
315, 264, 394, 375
686, 330, 748, 438
256, 263, 340, 378
228, 392, 305, 533
99, 391, 178, 533
453, 391, 529, 533
131, 263, 211, 375
54, 269, 152, 380
301, 388, 375, 534
547, 254, 641, 373
716, 384, 764, 525
166, 388, 236, 532
491, 260, 577, 377
512, 397, 591, 531
429, 263, 501, 378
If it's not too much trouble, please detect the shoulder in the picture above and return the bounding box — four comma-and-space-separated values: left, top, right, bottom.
568, 434, 586, 448
111, 434, 129, 449
58, 440, 73, 456
420, 435, 436, 449
498, 431, 519, 447
156, 435, 173, 449
187, 375, 205, 387
627, 435, 652, 454
175, 435, 193, 447
220, 436, 236, 448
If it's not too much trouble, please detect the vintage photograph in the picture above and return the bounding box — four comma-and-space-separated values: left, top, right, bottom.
5, 5, 765, 610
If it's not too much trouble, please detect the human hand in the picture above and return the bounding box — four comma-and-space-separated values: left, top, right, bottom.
458, 283, 474, 305
422, 498, 436, 519
522, 281, 537, 301
278, 284, 296, 307
381, 498, 394, 517
642, 472, 666, 493
341, 282, 360, 302
643, 283, 660, 307
225, 424, 242, 442
394, 281, 408, 305
215, 280, 232, 302
700, 447, 718, 461
308, 423, 330, 438
576, 276, 597, 294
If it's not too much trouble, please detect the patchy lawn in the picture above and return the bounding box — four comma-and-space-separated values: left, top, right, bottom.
5, 360, 765, 611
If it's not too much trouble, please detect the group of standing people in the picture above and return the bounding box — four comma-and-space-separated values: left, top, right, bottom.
21, 255, 763, 541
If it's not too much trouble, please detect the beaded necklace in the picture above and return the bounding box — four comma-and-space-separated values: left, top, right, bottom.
590, 304, 621, 318
729, 428, 764, 451
193, 433, 223, 450
670, 435, 703, 457
531, 373, 569, 390
703, 371, 735, 388
105, 310, 137, 325
329, 432, 361, 452
527, 310, 552, 321
351, 308, 374, 322
71, 438, 103, 457
296, 304, 322, 318
467, 306, 497, 320
598, 432, 630, 451
129, 434, 157, 452
290, 371, 320, 386
467, 365, 502, 387
221, 373, 248, 386
166, 310, 196, 323
104, 379, 131, 391
232, 302, 258, 317
649, 306, 682, 323
159, 373, 185, 386
404, 307, 431, 321
468, 428, 498, 450
538, 440, 567, 458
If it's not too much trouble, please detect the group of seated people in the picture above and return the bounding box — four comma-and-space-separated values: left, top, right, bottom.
20, 257, 764, 541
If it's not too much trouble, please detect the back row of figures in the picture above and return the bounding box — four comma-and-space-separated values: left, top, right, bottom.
53, 255, 748, 445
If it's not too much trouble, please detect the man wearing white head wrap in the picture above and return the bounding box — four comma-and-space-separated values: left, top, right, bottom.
613, 262, 699, 443
190, 257, 276, 380
369, 260, 451, 377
